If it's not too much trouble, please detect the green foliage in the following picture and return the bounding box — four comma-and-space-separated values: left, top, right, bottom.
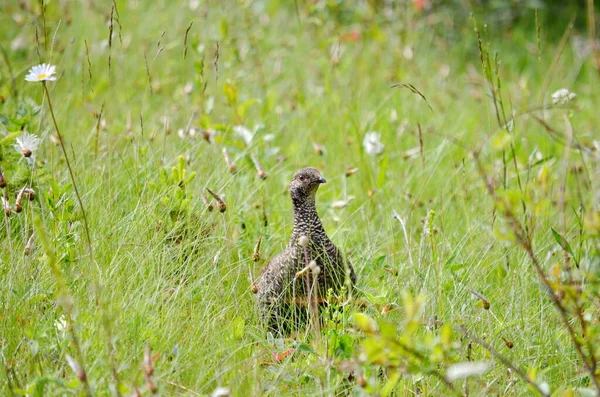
0, 0, 599, 396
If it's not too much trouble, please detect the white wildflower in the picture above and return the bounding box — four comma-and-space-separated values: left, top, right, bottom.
233, 125, 253, 145
263, 133, 276, 142
211, 386, 230, 397
14, 132, 40, 164
446, 361, 492, 381
362, 131, 384, 155
25, 63, 57, 82
551, 88, 576, 105
54, 315, 67, 337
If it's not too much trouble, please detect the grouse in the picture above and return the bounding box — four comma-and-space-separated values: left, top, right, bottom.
255, 167, 356, 334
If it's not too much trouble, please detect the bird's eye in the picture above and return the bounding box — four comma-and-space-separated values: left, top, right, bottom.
299, 176, 305, 181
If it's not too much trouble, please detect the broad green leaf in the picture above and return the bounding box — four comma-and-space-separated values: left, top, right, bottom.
381, 370, 400, 397
551, 228, 575, 259
237, 98, 259, 119
224, 81, 238, 105
232, 316, 245, 340
353, 313, 377, 333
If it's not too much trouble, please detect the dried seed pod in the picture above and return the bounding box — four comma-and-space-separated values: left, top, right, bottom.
66, 354, 87, 383
0, 169, 6, 188
381, 304, 394, 315
222, 148, 237, 174
201, 191, 214, 212
501, 336, 514, 349
469, 289, 490, 310
201, 129, 213, 143
312, 142, 325, 156
2, 196, 11, 216
144, 344, 154, 376
15, 187, 34, 213
24, 234, 35, 256
250, 154, 267, 180
24, 188, 35, 201
206, 188, 226, 212
253, 236, 262, 262
345, 167, 359, 177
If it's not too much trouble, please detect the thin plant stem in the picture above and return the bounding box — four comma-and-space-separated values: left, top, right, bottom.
34, 215, 92, 397
472, 151, 600, 392
458, 326, 549, 397
42, 81, 93, 261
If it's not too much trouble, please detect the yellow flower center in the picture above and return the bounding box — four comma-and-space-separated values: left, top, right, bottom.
37, 73, 47, 79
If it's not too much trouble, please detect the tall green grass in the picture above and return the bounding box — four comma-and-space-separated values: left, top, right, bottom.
1, 1, 599, 395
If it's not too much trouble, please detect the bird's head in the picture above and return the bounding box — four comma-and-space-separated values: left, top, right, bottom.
289, 167, 327, 202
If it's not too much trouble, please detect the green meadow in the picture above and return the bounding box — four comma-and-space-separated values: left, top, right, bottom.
1, 1, 599, 395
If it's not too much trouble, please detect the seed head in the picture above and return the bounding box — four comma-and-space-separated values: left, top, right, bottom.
206, 188, 226, 212
298, 235, 309, 247
251, 154, 267, 180
2, 197, 11, 217
222, 148, 237, 174
0, 169, 6, 188
312, 142, 325, 156
201, 191, 214, 212
345, 167, 359, 177
253, 236, 262, 262
14, 132, 40, 164
65, 354, 87, 382
311, 264, 321, 276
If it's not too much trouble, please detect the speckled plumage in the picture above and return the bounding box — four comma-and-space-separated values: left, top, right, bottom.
256, 167, 356, 333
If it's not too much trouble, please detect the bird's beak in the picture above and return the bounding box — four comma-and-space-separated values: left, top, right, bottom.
317, 176, 327, 184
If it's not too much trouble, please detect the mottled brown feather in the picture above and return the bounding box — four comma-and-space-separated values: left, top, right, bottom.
256, 168, 356, 334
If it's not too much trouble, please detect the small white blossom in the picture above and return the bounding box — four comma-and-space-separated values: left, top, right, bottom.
446, 361, 492, 381
211, 386, 230, 397
263, 133, 276, 142
54, 315, 67, 337
233, 125, 254, 145
551, 88, 577, 105
362, 131, 384, 155
14, 132, 40, 164
25, 63, 57, 82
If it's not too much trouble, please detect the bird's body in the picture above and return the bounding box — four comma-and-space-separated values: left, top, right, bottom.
255, 168, 356, 334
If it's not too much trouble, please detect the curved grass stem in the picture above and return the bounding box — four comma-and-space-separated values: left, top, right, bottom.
42, 81, 93, 261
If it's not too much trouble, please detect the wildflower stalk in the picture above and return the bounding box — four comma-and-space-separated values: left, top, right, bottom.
42, 81, 93, 260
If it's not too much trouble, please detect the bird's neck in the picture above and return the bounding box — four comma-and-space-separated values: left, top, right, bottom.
289, 196, 328, 247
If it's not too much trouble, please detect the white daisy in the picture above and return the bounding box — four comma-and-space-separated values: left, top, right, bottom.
25, 63, 57, 82
362, 131, 384, 155
14, 132, 40, 163
551, 88, 576, 105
